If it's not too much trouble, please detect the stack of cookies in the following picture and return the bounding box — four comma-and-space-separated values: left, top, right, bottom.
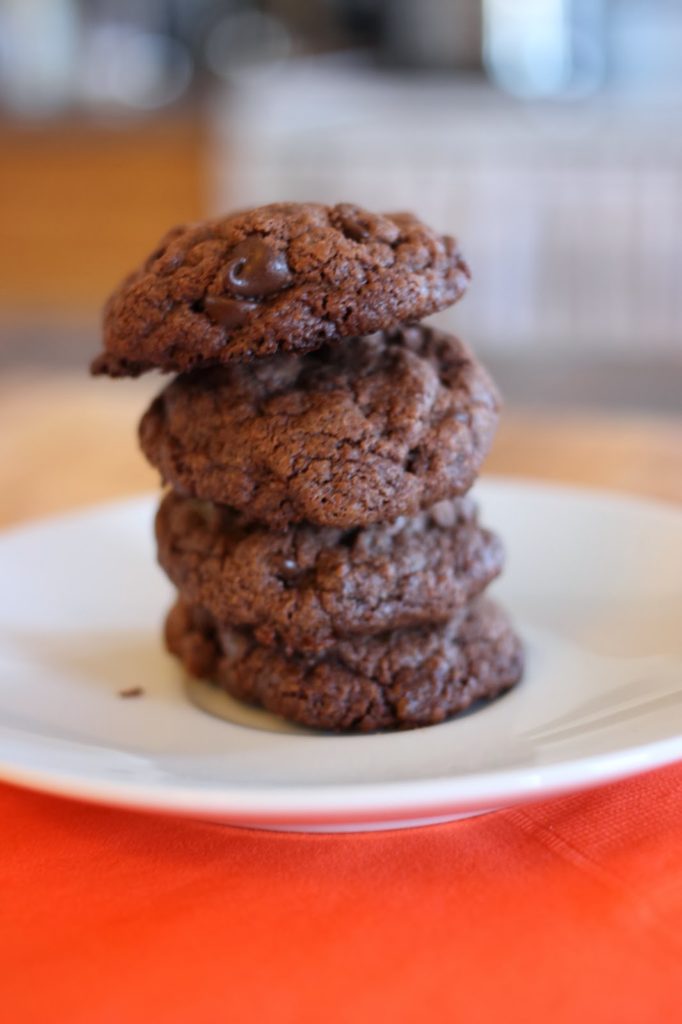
92, 202, 523, 732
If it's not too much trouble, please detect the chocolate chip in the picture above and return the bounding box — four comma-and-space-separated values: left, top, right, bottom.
405, 447, 421, 473
219, 629, 249, 661
204, 296, 255, 330
339, 527, 360, 549
337, 214, 368, 241
333, 204, 372, 242
336, 204, 401, 245
430, 500, 457, 529
275, 558, 303, 587
188, 498, 217, 527
223, 237, 292, 298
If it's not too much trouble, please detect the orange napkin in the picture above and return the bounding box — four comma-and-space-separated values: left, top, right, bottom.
3, 766, 682, 1023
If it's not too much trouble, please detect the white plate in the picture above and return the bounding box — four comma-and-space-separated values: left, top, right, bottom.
0, 479, 680, 832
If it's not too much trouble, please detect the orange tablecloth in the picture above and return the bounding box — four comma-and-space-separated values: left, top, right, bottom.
3, 378, 682, 1022
4, 768, 682, 1023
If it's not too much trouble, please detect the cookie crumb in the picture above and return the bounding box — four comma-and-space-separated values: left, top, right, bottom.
118, 686, 144, 698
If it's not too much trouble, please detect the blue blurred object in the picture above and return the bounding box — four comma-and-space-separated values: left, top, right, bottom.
1, 0, 682, 115
483, 0, 606, 99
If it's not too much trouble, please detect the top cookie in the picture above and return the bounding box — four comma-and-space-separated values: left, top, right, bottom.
90, 202, 470, 376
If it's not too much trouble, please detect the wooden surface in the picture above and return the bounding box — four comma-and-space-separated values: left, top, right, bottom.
0, 118, 205, 316
2, 371, 680, 528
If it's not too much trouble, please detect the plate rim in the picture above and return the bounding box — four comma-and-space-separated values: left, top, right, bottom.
2, 733, 681, 823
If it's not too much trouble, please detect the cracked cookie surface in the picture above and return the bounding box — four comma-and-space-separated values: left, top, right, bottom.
139, 326, 500, 529
165, 598, 524, 732
155, 490, 504, 654
91, 202, 470, 376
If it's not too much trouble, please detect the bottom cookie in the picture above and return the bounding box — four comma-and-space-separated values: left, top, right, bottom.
165, 599, 523, 733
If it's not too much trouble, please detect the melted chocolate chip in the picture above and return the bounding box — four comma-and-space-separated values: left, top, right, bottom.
219, 628, 249, 661
430, 500, 457, 529
187, 498, 219, 528
338, 209, 372, 242
336, 204, 401, 245
204, 296, 255, 330
276, 558, 303, 588
223, 237, 292, 298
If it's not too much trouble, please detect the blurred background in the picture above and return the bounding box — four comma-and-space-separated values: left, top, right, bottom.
1, 0, 681, 412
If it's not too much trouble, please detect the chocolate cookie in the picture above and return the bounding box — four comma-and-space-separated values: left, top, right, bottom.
140, 327, 499, 529
155, 490, 504, 654
91, 203, 470, 377
165, 598, 523, 732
